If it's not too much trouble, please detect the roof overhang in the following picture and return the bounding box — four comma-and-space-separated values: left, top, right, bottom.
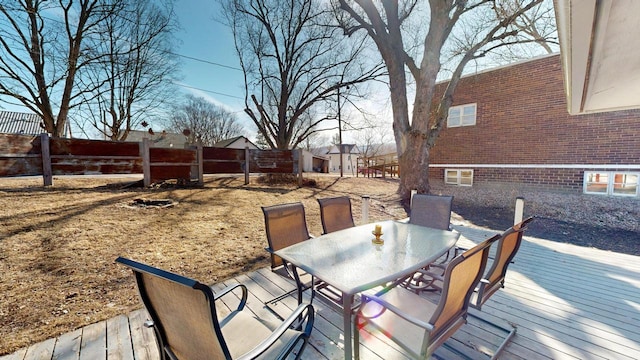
555, 0, 640, 114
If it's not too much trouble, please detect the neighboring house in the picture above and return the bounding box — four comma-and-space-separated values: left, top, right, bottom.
428, 54, 640, 197
123, 129, 188, 148
325, 144, 360, 175
0, 111, 71, 137
212, 136, 259, 150
301, 149, 329, 173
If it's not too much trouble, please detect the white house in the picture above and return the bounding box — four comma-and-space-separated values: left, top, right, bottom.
301, 149, 329, 173
212, 136, 259, 149
325, 144, 360, 175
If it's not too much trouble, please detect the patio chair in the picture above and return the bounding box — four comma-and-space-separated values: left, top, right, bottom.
262, 203, 315, 308
471, 217, 533, 311
465, 217, 534, 358
317, 196, 355, 234
409, 194, 453, 230
400, 194, 455, 290
405, 217, 534, 358
116, 257, 315, 360
353, 234, 497, 359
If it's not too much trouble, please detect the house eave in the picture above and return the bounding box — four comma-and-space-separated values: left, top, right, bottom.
555, 0, 640, 114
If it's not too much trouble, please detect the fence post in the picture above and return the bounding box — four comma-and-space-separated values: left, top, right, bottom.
142, 138, 151, 187
297, 149, 303, 187
361, 195, 370, 224
514, 197, 525, 225
197, 144, 204, 185
244, 147, 250, 185
40, 133, 52, 186
410, 189, 417, 209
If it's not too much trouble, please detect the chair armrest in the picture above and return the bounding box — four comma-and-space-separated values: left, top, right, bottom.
237, 303, 315, 360
359, 293, 434, 332
213, 283, 247, 312
416, 268, 444, 281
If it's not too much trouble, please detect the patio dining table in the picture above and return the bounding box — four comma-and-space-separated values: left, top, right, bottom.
274, 219, 459, 359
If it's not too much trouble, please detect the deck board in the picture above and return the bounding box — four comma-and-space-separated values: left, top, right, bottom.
2, 225, 639, 359
52, 328, 82, 360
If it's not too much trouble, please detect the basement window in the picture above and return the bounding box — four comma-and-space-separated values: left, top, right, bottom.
584, 172, 638, 197
445, 169, 474, 186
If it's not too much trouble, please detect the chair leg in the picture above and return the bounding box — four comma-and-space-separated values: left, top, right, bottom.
467, 311, 517, 359
265, 264, 316, 325
264, 287, 298, 320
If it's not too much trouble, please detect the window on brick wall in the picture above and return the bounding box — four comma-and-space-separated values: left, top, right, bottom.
445, 169, 474, 186
584, 171, 639, 196
447, 103, 476, 127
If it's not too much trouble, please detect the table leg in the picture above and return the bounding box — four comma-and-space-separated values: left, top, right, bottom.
342, 294, 354, 359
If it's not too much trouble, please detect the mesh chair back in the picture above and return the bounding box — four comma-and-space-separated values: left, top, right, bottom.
474, 216, 534, 310
116, 257, 229, 359
429, 234, 498, 340
262, 202, 311, 268
317, 196, 355, 233
409, 194, 453, 230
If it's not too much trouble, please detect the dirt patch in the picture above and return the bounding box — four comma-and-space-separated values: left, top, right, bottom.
0, 175, 638, 355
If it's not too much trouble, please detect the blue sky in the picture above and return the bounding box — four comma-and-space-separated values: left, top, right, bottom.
0, 1, 389, 142
171, 1, 249, 122
1, 1, 253, 135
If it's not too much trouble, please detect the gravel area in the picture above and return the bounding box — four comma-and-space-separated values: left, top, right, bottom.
429, 182, 640, 256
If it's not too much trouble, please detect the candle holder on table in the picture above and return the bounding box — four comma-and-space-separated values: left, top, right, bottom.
372, 224, 384, 245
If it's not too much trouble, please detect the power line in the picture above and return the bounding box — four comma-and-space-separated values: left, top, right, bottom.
174, 83, 244, 100
13, 12, 247, 101
167, 51, 242, 71
36, 14, 243, 72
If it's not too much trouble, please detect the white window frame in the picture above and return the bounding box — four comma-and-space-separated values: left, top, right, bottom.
445, 169, 474, 186
447, 103, 477, 128
583, 171, 639, 197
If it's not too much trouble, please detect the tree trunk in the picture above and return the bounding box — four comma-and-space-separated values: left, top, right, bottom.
397, 132, 430, 202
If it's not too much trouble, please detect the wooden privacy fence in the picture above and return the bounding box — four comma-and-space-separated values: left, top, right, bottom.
0, 133, 303, 186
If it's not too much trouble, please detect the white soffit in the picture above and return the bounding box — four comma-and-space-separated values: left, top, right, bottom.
556, 0, 640, 114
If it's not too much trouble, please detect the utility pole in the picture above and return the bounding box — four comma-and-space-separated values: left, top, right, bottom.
337, 86, 343, 177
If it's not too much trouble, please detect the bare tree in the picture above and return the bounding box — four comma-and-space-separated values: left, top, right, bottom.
299, 112, 328, 151
220, 0, 385, 150
353, 118, 393, 159
77, 0, 179, 141
335, 0, 556, 200
168, 95, 244, 146
0, 0, 120, 137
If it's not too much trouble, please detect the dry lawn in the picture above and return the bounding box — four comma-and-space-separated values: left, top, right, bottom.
0, 175, 406, 355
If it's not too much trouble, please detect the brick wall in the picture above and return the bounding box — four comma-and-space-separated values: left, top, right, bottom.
429, 54, 640, 194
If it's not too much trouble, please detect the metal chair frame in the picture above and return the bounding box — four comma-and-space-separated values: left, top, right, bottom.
116, 257, 314, 360
354, 235, 498, 359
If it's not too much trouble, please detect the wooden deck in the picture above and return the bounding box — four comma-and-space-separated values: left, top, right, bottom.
3, 225, 640, 359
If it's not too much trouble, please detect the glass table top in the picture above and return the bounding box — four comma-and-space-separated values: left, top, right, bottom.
274, 220, 459, 295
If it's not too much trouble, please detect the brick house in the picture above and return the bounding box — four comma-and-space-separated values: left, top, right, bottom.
428, 54, 640, 197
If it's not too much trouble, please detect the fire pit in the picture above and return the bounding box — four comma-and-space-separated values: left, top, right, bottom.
128, 198, 177, 209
